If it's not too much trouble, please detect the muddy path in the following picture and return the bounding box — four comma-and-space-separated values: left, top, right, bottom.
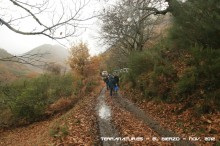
111, 92, 195, 146
96, 88, 195, 146
96, 87, 121, 146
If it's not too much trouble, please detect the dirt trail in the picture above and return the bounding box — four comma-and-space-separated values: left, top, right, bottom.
96, 87, 195, 145
96, 87, 121, 146
111, 92, 195, 146
0, 86, 198, 146
0, 91, 101, 146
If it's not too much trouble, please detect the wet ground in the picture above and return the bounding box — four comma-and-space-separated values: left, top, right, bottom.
96, 87, 121, 146
112, 93, 195, 146
96, 87, 195, 146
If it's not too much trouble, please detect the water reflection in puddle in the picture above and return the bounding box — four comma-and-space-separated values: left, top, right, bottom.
99, 103, 111, 120
96, 88, 121, 146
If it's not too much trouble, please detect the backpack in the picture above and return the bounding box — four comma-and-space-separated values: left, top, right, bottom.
114, 85, 119, 91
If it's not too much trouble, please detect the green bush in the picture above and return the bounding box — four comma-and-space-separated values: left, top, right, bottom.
47, 74, 74, 101
13, 83, 50, 120
49, 123, 69, 137
190, 47, 220, 90
151, 63, 176, 100
127, 50, 159, 87
128, 51, 156, 75
172, 46, 220, 104
0, 73, 74, 124
170, 0, 220, 49
175, 67, 197, 96
85, 80, 98, 93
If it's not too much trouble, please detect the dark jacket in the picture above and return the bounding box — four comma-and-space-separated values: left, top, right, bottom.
114, 75, 119, 84
108, 76, 116, 88
104, 77, 109, 83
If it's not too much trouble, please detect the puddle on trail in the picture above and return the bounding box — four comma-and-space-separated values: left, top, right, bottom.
99, 101, 111, 120
96, 88, 121, 146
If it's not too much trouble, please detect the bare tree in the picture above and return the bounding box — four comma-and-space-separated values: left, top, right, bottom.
99, 0, 163, 55
0, 0, 95, 39
146, 0, 186, 15
98, 0, 175, 69
0, 0, 97, 65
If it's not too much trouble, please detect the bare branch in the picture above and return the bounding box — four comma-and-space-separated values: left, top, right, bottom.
0, 0, 97, 40
9, 0, 48, 28
0, 53, 50, 67
13, 0, 49, 9
99, 0, 159, 53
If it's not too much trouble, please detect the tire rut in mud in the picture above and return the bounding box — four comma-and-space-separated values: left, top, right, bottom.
96, 87, 121, 146
112, 93, 196, 146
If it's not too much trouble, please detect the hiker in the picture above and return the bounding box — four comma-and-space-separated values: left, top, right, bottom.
108, 74, 116, 96
114, 83, 119, 95
114, 74, 119, 87
113, 74, 119, 95
103, 76, 109, 90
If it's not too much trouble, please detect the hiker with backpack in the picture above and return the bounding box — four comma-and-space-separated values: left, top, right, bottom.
108, 74, 116, 96
113, 74, 119, 95
103, 75, 109, 90
114, 74, 119, 87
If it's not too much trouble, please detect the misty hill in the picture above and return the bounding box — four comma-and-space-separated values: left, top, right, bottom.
24, 44, 70, 73
0, 49, 33, 82
0, 48, 11, 58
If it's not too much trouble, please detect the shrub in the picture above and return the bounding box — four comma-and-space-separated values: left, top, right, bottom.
49, 123, 69, 137
170, 0, 220, 49
127, 50, 158, 87
175, 67, 197, 96
151, 63, 176, 100
128, 51, 155, 76
190, 47, 220, 90
0, 73, 74, 125
85, 80, 98, 93
172, 46, 220, 105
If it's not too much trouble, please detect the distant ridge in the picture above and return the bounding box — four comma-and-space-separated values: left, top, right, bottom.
0, 48, 33, 82
24, 44, 70, 73
0, 48, 12, 58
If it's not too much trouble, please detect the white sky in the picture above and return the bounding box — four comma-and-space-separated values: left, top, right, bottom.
0, 0, 110, 56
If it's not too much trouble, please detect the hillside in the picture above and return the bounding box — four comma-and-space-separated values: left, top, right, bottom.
0, 49, 11, 58
0, 44, 70, 82
0, 49, 33, 82
24, 44, 70, 73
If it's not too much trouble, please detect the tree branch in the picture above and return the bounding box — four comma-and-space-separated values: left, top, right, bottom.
9, 0, 48, 28
0, 0, 96, 40
0, 53, 50, 67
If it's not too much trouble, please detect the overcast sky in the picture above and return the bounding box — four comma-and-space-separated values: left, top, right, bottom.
0, 0, 111, 56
